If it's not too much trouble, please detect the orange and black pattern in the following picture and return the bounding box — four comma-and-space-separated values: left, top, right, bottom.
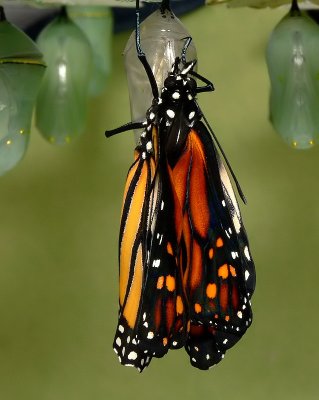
107, 59, 255, 372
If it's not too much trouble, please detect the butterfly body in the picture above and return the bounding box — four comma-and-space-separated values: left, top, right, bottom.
107, 57, 255, 371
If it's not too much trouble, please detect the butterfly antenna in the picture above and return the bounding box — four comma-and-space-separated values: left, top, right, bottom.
202, 113, 247, 204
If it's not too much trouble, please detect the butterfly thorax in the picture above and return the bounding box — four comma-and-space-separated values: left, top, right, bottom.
159, 61, 201, 166
138, 59, 202, 167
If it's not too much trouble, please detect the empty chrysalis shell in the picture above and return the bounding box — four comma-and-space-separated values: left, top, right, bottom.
266, 4, 319, 149
35, 8, 92, 145
124, 7, 197, 141
0, 6, 45, 176
67, 6, 113, 97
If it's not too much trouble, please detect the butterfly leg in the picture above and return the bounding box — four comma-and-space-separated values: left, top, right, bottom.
190, 70, 215, 93
105, 121, 146, 138
135, 0, 159, 99
160, 0, 171, 12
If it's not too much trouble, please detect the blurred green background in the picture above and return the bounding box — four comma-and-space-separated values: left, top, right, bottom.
1, 4, 319, 399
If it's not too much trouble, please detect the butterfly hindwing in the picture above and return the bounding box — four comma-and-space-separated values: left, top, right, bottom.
186, 324, 224, 370
136, 160, 187, 356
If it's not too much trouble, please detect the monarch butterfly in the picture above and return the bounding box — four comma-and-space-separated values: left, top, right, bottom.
105, 0, 255, 371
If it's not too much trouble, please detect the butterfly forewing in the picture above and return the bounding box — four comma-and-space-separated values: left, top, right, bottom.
113, 124, 188, 371
170, 123, 255, 369
113, 153, 154, 371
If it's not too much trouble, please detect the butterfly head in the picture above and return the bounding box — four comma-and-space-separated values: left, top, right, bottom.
162, 58, 197, 102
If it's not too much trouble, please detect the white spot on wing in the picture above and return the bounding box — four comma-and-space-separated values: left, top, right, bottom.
245, 270, 250, 281
237, 311, 243, 319
166, 109, 175, 119
189, 111, 195, 120
118, 325, 124, 333
244, 246, 251, 261
176, 128, 181, 144
128, 351, 138, 360
116, 337, 121, 347
159, 235, 163, 245
152, 259, 160, 268
147, 332, 154, 339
